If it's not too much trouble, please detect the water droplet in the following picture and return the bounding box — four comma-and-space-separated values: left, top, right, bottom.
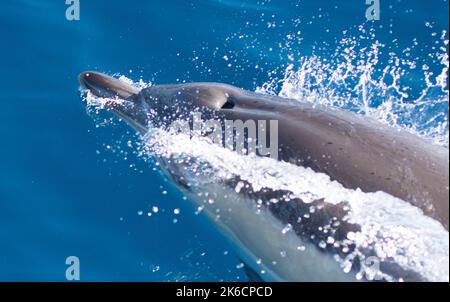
297, 245, 306, 251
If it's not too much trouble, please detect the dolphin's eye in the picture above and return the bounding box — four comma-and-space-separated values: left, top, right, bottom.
221, 96, 235, 109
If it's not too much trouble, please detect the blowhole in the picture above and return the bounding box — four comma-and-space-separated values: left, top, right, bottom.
221, 97, 235, 109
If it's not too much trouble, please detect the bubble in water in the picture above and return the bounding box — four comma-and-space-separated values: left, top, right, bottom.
281, 224, 293, 235
297, 245, 306, 252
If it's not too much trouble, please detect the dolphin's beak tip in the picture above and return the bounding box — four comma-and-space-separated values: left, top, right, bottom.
77, 71, 140, 99
78, 71, 95, 90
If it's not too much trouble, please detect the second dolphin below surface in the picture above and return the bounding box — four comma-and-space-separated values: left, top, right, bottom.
79, 71, 449, 282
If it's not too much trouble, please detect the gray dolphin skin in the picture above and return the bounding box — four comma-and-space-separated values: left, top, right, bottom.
79, 71, 449, 282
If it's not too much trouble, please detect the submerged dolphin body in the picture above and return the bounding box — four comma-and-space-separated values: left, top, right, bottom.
79, 71, 449, 282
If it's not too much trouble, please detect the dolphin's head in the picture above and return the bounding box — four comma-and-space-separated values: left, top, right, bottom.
79, 71, 277, 134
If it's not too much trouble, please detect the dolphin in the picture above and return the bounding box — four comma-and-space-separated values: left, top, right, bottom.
79, 71, 449, 282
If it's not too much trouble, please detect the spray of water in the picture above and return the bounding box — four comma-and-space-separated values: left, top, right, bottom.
255, 26, 449, 146
134, 125, 448, 282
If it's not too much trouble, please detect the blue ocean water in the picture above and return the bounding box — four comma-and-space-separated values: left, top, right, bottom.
0, 0, 448, 281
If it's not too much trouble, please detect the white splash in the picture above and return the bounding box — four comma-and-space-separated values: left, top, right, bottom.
141, 128, 449, 282
256, 30, 449, 147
